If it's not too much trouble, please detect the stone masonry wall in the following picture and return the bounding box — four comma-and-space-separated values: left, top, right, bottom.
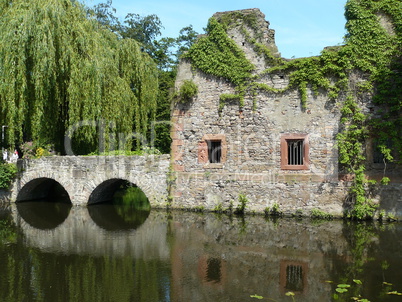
10, 155, 170, 206
171, 58, 348, 215
170, 8, 402, 217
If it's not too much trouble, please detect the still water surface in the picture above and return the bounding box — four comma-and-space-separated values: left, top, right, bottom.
0, 202, 401, 302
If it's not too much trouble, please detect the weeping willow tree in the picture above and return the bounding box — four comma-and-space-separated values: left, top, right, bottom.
0, 0, 158, 154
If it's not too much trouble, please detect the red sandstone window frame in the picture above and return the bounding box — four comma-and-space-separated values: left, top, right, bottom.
280, 134, 309, 170
198, 134, 227, 168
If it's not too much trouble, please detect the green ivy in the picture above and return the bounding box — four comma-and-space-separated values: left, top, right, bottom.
336, 95, 375, 219
219, 93, 243, 114
182, 17, 254, 87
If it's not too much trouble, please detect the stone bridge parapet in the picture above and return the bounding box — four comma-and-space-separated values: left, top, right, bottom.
10, 155, 171, 206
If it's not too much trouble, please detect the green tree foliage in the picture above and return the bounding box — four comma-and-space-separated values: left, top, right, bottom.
87, 1, 199, 154
0, 0, 158, 154
88, 0, 121, 33
121, 13, 163, 54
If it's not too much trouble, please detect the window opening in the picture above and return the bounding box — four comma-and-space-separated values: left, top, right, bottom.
207, 140, 221, 163
288, 140, 304, 165
281, 134, 309, 170
373, 139, 392, 164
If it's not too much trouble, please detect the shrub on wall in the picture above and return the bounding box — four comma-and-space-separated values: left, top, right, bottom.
0, 163, 17, 189
178, 79, 198, 103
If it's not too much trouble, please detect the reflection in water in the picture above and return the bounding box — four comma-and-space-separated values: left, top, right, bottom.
88, 204, 150, 231
1, 207, 402, 302
112, 186, 150, 211
16, 201, 71, 230
206, 258, 222, 284
88, 182, 151, 231
283, 262, 305, 293
286, 265, 303, 291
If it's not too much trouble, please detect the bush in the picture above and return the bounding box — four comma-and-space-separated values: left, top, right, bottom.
310, 208, 333, 220
0, 163, 17, 189
234, 194, 248, 215
270, 202, 283, 217
178, 79, 198, 103
20, 141, 53, 159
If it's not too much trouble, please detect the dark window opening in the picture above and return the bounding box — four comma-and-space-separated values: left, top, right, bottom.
373, 139, 392, 164
285, 265, 304, 292
287, 140, 304, 165
207, 140, 221, 163
206, 258, 222, 283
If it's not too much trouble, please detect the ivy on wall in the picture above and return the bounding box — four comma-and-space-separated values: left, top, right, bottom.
183, 0, 402, 219
177, 79, 198, 103
182, 17, 254, 87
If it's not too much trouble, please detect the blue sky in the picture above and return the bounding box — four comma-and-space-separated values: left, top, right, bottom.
86, 0, 347, 59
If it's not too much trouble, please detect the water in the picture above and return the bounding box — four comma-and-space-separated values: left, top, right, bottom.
0, 203, 401, 302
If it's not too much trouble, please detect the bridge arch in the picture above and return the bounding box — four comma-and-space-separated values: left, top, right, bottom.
16, 177, 71, 203
87, 178, 149, 205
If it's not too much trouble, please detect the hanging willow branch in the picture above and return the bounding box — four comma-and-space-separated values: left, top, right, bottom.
0, 0, 158, 154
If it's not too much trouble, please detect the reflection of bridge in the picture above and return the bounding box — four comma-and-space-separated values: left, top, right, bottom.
10, 155, 170, 206
10, 204, 170, 258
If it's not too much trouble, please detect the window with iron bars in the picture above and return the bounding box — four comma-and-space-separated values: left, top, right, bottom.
281, 134, 309, 170
207, 140, 222, 164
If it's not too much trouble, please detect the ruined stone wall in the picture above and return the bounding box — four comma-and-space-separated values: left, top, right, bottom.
171, 59, 348, 214
170, 8, 402, 217
170, 10, 348, 215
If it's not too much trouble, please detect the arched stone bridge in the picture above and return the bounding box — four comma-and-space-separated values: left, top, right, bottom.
10, 155, 170, 206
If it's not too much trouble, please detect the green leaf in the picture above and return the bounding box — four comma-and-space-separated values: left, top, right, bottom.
333, 293, 339, 300
387, 291, 402, 296
250, 294, 264, 299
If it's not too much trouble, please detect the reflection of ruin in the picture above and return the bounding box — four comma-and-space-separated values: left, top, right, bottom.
170, 214, 350, 302
12, 205, 356, 301
280, 260, 308, 294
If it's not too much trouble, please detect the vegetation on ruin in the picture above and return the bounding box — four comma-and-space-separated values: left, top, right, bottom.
310, 208, 334, 220
234, 194, 248, 215
183, 0, 402, 220
177, 79, 198, 103
264, 202, 284, 217
182, 17, 254, 88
